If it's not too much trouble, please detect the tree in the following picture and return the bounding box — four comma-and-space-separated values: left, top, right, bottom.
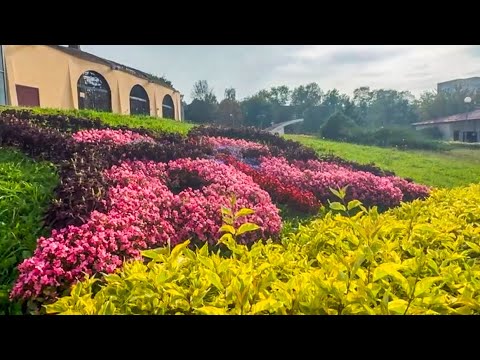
291, 83, 323, 114
216, 88, 243, 127
416, 88, 480, 121
191, 80, 217, 104
267, 86, 291, 105
224, 88, 236, 101
241, 92, 274, 128
185, 80, 219, 124
185, 99, 217, 124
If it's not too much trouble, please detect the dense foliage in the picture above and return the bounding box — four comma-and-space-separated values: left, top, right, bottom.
0, 149, 58, 314
47, 184, 480, 315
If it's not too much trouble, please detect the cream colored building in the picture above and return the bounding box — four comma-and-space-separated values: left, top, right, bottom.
0, 45, 182, 120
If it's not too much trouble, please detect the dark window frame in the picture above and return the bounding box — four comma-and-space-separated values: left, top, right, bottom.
162, 94, 175, 119
77, 70, 112, 112
129, 84, 150, 116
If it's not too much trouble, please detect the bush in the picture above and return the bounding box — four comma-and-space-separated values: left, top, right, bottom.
320, 111, 358, 141
45, 184, 480, 315
328, 124, 446, 151
261, 157, 429, 208
0, 149, 58, 314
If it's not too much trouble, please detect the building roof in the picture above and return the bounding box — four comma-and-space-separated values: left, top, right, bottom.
47, 45, 177, 92
412, 109, 480, 126
437, 77, 480, 86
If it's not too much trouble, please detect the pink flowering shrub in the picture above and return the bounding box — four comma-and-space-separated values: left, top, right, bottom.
203, 136, 271, 158
386, 176, 431, 202
259, 157, 430, 208
11, 159, 281, 304
72, 129, 155, 145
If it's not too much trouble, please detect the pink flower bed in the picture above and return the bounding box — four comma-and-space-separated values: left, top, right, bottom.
11, 159, 281, 303
260, 157, 419, 207
72, 129, 155, 145
203, 136, 271, 157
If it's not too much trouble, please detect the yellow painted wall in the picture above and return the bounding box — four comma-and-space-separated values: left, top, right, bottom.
4, 45, 182, 120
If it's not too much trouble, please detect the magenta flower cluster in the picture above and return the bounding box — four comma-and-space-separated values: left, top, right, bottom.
203, 136, 271, 157
72, 129, 155, 145
11, 159, 281, 302
260, 157, 430, 207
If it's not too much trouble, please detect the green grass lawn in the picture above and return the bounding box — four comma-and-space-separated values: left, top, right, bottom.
3, 106, 196, 136
0, 148, 58, 313
285, 135, 480, 188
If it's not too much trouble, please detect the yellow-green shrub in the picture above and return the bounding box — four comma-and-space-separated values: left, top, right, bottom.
46, 185, 480, 315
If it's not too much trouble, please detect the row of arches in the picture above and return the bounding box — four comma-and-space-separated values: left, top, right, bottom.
77, 71, 175, 119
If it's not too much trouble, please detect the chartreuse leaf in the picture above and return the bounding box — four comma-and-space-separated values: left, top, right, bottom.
219, 225, 236, 235
237, 223, 260, 236
235, 208, 255, 218
388, 299, 408, 314
195, 306, 227, 315
347, 200, 362, 211
329, 202, 346, 212
373, 263, 410, 294
414, 277, 443, 297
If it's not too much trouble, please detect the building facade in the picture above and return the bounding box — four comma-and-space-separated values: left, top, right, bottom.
437, 77, 480, 95
1, 45, 183, 120
412, 109, 480, 143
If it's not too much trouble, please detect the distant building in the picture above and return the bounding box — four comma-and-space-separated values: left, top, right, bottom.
411, 110, 480, 143
437, 77, 480, 95
0, 45, 183, 120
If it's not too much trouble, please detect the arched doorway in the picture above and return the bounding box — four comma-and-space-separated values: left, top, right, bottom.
162, 94, 175, 119
77, 71, 111, 112
129, 85, 150, 116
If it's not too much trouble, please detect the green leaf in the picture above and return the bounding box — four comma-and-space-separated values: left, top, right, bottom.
236, 223, 260, 236
250, 299, 280, 314
219, 224, 236, 235
170, 240, 190, 261
235, 208, 255, 218
195, 306, 227, 315
414, 277, 443, 297
373, 263, 410, 293
388, 299, 408, 314
329, 202, 346, 212
204, 270, 224, 291
347, 200, 362, 211
221, 207, 232, 216
466, 241, 480, 253
329, 187, 343, 200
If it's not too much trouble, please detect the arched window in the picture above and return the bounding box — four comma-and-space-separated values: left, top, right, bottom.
129, 85, 150, 116
162, 94, 175, 119
77, 71, 111, 112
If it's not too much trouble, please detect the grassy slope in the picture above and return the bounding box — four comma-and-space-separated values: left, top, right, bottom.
0, 148, 58, 312
22, 107, 196, 135
286, 135, 480, 188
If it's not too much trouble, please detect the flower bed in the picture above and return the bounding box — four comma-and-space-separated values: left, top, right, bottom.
10, 159, 281, 305
72, 129, 155, 145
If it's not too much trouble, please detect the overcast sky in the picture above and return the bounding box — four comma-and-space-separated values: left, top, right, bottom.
82, 45, 480, 103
